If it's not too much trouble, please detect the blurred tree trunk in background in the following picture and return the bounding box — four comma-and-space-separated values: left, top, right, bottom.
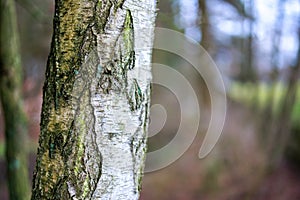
198, 0, 213, 53
0, 0, 31, 199
260, 0, 300, 168
198, 0, 212, 107
222, 0, 250, 18
222, 0, 256, 82
31, 0, 156, 199
269, 30, 300, 167
240, 0, 256, 82
262, 0, 285, 144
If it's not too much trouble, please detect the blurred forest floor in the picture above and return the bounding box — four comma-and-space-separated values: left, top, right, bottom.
1, 93, 300, 199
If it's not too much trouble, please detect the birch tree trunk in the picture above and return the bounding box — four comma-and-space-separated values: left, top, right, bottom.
31, 0, 156, 199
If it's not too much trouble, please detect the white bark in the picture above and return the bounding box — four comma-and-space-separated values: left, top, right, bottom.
88, 0, 156, 199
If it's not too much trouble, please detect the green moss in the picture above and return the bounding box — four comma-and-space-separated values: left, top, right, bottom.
81, 176, 91, 198
97, 0, 102, 8
115, 0, 126, 10
122, 9, 135, 70
31, 1, 98, 198
95, 1, 112, 33
137, 175, 143, 192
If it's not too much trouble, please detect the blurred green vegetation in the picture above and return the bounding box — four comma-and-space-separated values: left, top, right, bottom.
229, 81, 300, 126
0, 141, 37, 159
229, 81, 300, 164
0, 143, 4, 159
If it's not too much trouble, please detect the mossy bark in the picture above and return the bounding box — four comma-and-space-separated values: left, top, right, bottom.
31, 0, 156, 199
0, 0, 31, 199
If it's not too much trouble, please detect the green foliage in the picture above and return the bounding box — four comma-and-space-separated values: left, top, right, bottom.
229, 81, 300, 123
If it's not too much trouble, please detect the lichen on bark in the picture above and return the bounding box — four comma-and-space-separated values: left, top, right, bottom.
31, 0, 156, 199
31, 1, 99, 199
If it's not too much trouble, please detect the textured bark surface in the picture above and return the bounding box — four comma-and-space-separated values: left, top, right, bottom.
31, 0, 156, 199
0, 0, 31, 199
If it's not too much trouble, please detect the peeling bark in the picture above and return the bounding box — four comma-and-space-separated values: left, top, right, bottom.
31, 0, 156, 199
